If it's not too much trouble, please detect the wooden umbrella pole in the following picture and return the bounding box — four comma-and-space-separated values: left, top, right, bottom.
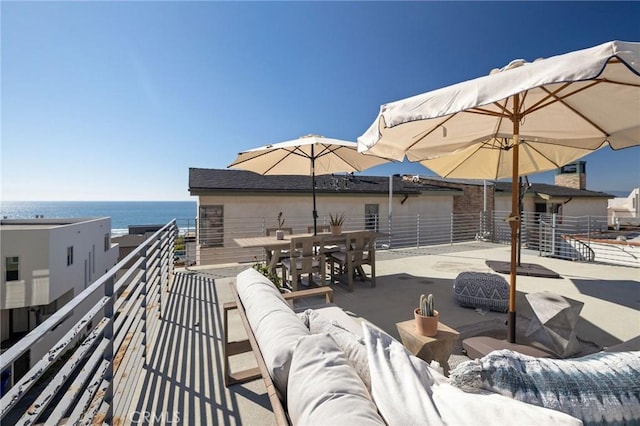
508, 94, 521, 344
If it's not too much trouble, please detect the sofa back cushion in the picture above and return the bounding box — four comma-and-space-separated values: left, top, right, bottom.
449, 349, 640, 425
236, 268, 309, 397
287, 333, 385, 425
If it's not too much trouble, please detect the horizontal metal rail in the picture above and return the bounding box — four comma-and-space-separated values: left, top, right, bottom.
0, 220, 177, 424
187, 212, 637, 268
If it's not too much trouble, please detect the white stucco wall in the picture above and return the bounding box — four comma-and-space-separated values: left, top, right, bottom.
495, 193, 609, 218
194, 191, 455, 264
607, 188, 640, 225
1, 227, 51, 308
1, 218, 118, 366
1, 218, 116, 309
562, 198, 609, 218
197, 192, 453, 226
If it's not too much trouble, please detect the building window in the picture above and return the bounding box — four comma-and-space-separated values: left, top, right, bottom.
67, 246, 74, 266
5, 257, 19, 281
104, 233, 110, 251
365, 204, 379, 232
199, 205, 224, 247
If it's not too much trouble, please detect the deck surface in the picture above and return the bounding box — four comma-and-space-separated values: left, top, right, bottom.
124, 272, 275, 425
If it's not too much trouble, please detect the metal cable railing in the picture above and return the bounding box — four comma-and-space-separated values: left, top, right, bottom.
184, 212, 637, 268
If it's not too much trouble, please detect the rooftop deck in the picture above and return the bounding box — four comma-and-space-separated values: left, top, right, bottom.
3, 240, 638, 424
139, 242, 640, 424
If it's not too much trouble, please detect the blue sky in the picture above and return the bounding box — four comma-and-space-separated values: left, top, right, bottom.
2, 1, 639, 201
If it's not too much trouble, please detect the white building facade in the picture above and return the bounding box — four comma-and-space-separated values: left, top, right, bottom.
608, 188, 640, 227
188, 169, 460, 265
1, 218, 118, 382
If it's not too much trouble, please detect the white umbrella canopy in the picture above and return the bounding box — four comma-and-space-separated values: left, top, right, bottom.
419, 137, 602, 179
359, 41, 640, 162
228, 134, 390, 234
358, 40, 640, 343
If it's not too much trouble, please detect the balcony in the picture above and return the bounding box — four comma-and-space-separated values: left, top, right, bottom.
1, 219, 638, 424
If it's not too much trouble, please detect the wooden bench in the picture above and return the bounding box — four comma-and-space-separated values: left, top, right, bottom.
223, 284, 334, 425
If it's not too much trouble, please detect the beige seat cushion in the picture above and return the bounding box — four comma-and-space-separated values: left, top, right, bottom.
287, 333, 385, 426
236, 268, 309, 397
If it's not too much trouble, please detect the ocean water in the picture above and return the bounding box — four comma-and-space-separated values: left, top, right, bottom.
1, 201, 196, 236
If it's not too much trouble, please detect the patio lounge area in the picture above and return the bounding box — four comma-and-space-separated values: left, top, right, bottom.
142, 242, 639, 424
3, 239, 638, 424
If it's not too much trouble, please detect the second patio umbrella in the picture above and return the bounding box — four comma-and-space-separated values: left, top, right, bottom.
228, 134, 390, 235
358, 40, 640, 343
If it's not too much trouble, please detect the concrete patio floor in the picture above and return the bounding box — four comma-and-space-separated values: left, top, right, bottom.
160, 241, 638, 425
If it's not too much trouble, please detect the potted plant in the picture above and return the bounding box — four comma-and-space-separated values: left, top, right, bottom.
329, 212, 345, 236
414, 293, 439, 336
252, 257, 288, 292
275, 212, 286, 240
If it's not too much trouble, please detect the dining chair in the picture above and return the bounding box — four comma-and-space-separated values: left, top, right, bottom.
265, 227, 294, 266
281, 235, 326, 291
329, 231, 375, 292
307, 224, 341, 255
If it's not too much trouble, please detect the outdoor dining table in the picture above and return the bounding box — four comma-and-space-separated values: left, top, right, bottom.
234, 230, 384, 273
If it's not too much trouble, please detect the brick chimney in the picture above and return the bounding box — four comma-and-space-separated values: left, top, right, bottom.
555, 161, 586, 190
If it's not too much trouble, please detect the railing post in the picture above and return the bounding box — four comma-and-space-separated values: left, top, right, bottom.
551, 213, 557, 256
450, 213, 454, 245
538, 219, 542, 257
141, 245, 148, 361
587, 216, 591, 256
261, 218, 267, 261
104, 274, 115, 423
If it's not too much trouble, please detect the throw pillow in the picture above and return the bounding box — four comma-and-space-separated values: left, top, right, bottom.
287, 333, 385, 426
362, 323, 582, 425
306, 310, 371, 392
449, 349, 640, 425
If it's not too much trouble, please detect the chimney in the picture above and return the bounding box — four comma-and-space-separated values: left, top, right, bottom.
555, 161, 586, 190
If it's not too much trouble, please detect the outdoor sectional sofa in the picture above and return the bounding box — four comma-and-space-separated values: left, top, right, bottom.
223, 268, 639, 425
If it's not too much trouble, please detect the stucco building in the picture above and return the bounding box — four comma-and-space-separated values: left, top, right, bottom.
188, 168, 461, 264
608, 188, 640, 227
0, 218, 119, 385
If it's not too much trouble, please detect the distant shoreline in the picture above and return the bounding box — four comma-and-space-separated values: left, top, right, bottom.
1, 201, 197, 232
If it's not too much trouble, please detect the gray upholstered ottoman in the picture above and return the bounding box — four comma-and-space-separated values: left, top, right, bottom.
453, 272, 509, 312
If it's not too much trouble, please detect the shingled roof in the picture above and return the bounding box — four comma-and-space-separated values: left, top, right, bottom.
493, 182, 614, 198
189, 168, 454, 195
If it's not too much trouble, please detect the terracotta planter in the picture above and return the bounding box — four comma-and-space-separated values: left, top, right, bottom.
414, 308, 439, 336
330, 225, 342, 236
276, 230, 285, 240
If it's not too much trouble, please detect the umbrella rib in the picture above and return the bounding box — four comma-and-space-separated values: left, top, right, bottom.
445, 143, 489, 177
314, 144, 340, 159
538, 84, 610, 136
229, 149, 292, 174
524, 82, 574, 114
315, 144, 376, 172
468, 106, 511, 120
522, 141, 570, 170
290, 146, 314, 160
260, 151, 296, 175
406, 114, 460, 151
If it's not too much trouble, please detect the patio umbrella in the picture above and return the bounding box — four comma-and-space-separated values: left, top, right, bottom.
358, 40, 640, 343
228, 134, 390, 235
